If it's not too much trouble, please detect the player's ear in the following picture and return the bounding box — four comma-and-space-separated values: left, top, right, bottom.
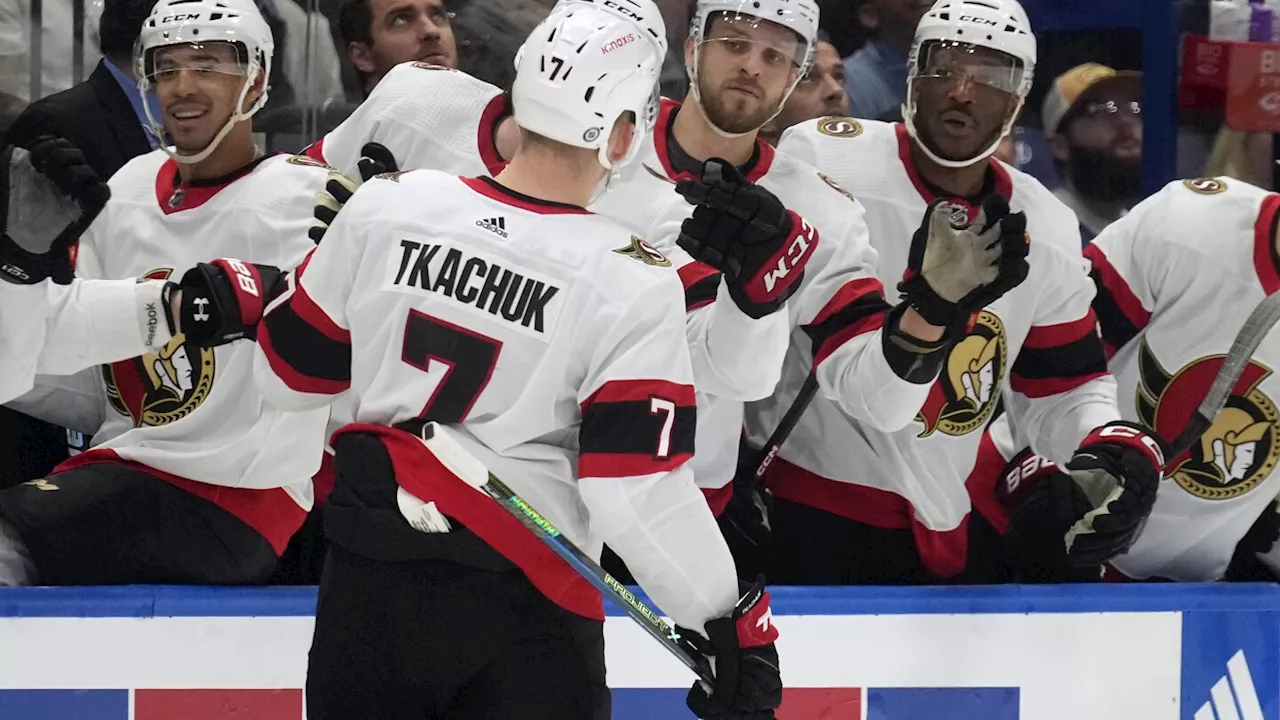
242, 68, 266, 111
348, 41, 377, 75
606, 112, 636, 165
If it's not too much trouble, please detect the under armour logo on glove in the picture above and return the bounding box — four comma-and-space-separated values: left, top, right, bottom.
192, 297, 210, 322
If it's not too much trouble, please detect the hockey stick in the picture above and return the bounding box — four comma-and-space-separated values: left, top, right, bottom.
1163, 291, 1280, 460
411, 421, 718, 687
749, 370, 819, 483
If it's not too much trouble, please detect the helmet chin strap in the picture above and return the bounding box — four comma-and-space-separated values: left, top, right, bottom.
141, 69, 264, 166
902, 92, 1025, 170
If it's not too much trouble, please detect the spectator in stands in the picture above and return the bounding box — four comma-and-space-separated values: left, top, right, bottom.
842, 0, 930, 121
451, 0, 548, 89
1042, 63, 1143, 245
760, 30, 849, 146
338, 0, 458, 96
0, 0, 157, 492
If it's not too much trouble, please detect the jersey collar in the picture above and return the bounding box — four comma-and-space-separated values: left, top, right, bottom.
461, 176, 591, 215
477, 92, 511, 176
154, 154, 275, 215
1253, 193, 1280, 295
650, 98, 774, 183
894, 123, 1012, 221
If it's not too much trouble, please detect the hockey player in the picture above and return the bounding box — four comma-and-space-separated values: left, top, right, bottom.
299, 60, 514, 182
0, 0, 344, 586
978, 177, 1280, 583
0, 136, 179, 404
179, 3, 782, 719
772, 0, 1164, 583
587, 0, 1032, 571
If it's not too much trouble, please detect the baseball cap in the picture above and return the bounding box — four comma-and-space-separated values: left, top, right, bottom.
1041, 62, 1143, 138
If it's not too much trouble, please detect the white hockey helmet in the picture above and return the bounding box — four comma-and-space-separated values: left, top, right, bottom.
904, 0, 1036, 168
136, 0, 274, 165
687, 0, 821, 138
512, 1, 666, 173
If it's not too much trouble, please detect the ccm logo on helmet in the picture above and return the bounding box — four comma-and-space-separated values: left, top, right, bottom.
602, 33, 635, 54
603, 0, 642, 21
162, 13, 201, 22
958, 15, 998, 25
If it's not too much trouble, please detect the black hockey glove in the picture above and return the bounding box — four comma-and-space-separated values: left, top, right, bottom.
1237, 496, 1280, 557
897, 195, 1029, 337
681, 575, 782, 719
308, 169, 358, 244
170, 258, 285, 347
997, 447, 1101, 582
0, 135, 109, 284
357, 141, 399, 181
1008, 422, 1165, 568
675, 158, 818, 319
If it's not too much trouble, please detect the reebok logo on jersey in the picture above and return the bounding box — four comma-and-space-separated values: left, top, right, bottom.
1195, 650, 1263, 720
392, 238, 561, 337
476, 216, 508, 238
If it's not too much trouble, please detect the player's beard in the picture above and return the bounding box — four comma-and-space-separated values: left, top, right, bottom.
1065, 144, 1142, 205
698, 74, 784, 135
914, 107, 1006, 164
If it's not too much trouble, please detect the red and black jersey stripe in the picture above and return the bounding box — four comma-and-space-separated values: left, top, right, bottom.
258, 276, 353, 395
1084, 243, 1151, 358
579, 379, 696, 479
678, 261, 721, 312
802, 277, 891, 367
1010, 311, 1109, 398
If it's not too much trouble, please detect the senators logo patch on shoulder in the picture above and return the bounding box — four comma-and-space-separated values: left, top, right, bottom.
613, 235, 671, 267
816, 116, 864, 138
286, 154, 329, 169
1183, 177, 1228, 195
818, 172, 855, 202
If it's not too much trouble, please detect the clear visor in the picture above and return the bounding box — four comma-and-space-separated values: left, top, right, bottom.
144, 41, 247, 84
700, 13, 807, 69
916, 40, 1024, 95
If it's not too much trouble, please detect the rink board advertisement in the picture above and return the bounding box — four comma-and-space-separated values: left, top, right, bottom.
1, 585, 1278, 719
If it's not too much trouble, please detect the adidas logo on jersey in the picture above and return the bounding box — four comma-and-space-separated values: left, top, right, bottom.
1194, 650, 1263, 720
476, 216, 508, 238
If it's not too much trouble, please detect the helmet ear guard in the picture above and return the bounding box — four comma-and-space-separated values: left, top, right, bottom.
902, 0, 1037, 168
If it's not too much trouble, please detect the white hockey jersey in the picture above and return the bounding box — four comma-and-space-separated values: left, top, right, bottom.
770, 118, 1119, 577
52, 151, 333, 553
0, 278, 172, 403
590, 100, 933, 511
990, 178, 1280, 581
254, 170, 738, 628
303, 62, 507, 179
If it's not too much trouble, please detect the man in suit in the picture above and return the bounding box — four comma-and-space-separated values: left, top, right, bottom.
0, 0, 157, 489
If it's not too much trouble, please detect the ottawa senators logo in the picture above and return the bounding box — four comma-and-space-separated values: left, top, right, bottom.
102, 268, 217, 428
916, 310, 1007, 437
815, 116, 863, 138
1136, 341, 1279, 500
818, 172, 855, 202
1183, 177, 1228, 196
613, 235, 671, 267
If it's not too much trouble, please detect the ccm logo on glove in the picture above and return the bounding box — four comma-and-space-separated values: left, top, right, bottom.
760, 218, 816, 296
1095, 423, 1166, 469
